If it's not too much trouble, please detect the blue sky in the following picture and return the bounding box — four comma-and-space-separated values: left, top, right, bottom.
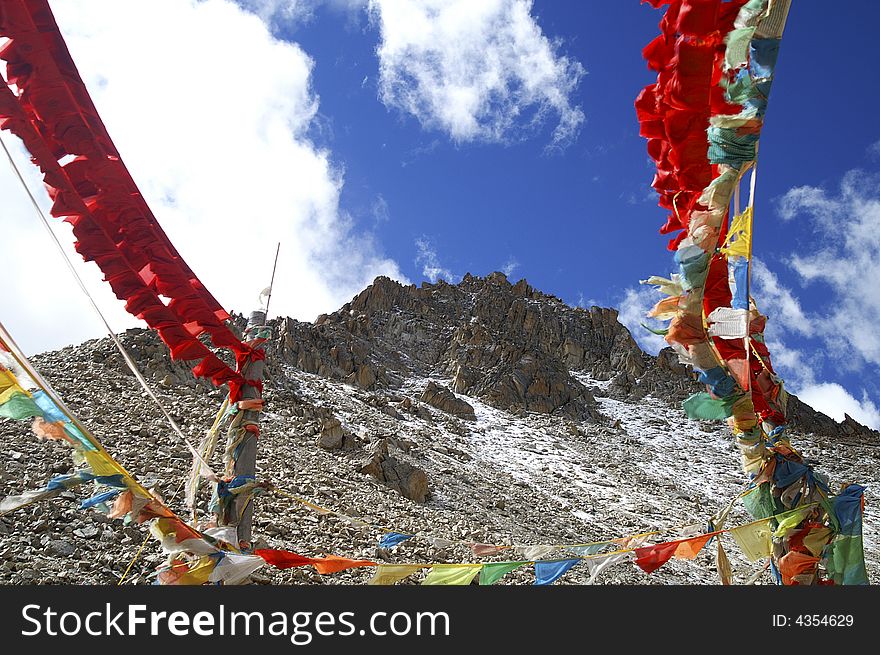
1, 0, 878, 427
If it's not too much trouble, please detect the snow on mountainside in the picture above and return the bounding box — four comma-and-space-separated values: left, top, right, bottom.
0, 273, 877, 584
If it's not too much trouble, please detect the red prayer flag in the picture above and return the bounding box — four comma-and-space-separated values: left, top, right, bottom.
254, 549, 314, 569
635, 541, 679, 574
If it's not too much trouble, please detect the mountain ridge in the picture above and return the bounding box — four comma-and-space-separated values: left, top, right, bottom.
0, 271, 876, 585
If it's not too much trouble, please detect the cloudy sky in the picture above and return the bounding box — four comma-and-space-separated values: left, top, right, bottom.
1, 0, 878, 428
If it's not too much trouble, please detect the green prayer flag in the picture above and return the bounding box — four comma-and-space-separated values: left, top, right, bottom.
742, 483, 776, 520
0, 390, 42, 420
421, 564, 482, 586
640, 323, 668, 336
479, 561, 527, 586
724, 27, 757, 71
826, 535, 869, 586
683, 392, 740, 421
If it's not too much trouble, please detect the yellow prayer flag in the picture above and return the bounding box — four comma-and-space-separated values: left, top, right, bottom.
803, 528, 833, 558
421, 564, 482, 586
773, 506, 814, 537
720, 207, 752, 259
730, 518, 773, 562
84, 450, 126, 477
175, 556, 216, 586
0, 368, 19, 395
368, 564, 425, 586
0, 382, 28, 405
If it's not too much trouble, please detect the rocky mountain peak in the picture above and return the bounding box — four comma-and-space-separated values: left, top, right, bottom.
269, 272, 654, 421
266, 272, 880, 441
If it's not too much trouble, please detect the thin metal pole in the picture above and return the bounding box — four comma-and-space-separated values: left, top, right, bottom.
264, 242, 281, 319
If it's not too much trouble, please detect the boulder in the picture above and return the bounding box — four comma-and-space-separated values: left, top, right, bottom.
420, 381, 476, 421
355, 439, 429, 503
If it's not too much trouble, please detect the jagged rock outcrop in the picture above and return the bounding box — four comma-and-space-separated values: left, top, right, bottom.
264, 273, 649, 422
420, 381, 476, 421
355, 439, 429, 503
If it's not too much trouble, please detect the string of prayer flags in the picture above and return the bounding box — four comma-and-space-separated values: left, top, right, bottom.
0, 1, 257, 400
421, 564, 482, 586
534, 559, 580, 586
480, 562, 528, 586
369, 565, 426, 586
379, 532, 414, 549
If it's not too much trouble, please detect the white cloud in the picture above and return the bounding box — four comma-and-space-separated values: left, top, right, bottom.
235, 0, 366, 31
501, 257, 519, 277
0, 0, 405, 355
616, 286, 667, 355
796, 383, 880, 429
371, 194, 390, 224
750, 260, 812, 337
775, 170, 880, 368
414, 237, 455, 283
368, 0, 585, 148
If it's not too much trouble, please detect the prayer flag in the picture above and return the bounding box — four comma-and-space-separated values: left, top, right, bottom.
421, 564, 482, 586
379, 532, 414, 549
480, 561, 527, 586
730, 518, 773, 561
368, 564, 424, 586
534, 559, 579, 585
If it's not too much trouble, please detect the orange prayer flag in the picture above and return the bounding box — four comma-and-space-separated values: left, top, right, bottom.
31, 417, 73, 443
665, 312, 705, 346
673, 533, 714, 560
107, 490, 133, 519
778, 551, 820, 586
311, 554, 377, 575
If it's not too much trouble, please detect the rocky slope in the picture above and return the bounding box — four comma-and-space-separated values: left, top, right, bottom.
0, 273, 877, 585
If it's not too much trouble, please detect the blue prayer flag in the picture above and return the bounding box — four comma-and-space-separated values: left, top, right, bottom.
534, 559, 579, 586
79, 489, 122, 509
379, 532, 414, 549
